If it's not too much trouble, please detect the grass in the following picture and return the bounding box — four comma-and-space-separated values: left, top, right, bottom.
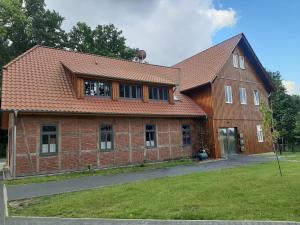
9, 153, 300, 221
6, 158, 194, 186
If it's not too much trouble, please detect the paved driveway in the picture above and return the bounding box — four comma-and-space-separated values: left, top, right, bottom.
7, 154, 273, 201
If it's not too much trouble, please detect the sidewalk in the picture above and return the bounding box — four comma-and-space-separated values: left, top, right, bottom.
7, 155, 272, 201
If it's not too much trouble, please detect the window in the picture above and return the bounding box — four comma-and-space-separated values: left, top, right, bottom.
145, 124, 156, 148
41, 125, 58, 155
253, 90, 260, 106
239, 87, 247, 104
149, 86, 168, 101
182, 124, 192, 146
233, 54, 239, 68
100, 124, 113, 150
257, 125, 264, 142
119, 84, 142, 99
225, 85, 233, 103
239, 56, 245, 69
84, 80, 111, 97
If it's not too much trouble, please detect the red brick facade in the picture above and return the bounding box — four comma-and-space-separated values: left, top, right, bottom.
13, 115, 203, 176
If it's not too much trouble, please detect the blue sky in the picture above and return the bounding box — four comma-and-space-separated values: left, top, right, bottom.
213, 0, 300, 94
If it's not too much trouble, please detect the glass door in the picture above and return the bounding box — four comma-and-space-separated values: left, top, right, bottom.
218, 128, 237, 158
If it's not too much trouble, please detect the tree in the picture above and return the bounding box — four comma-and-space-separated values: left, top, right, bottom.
68, 23, 137, 60
260, 101, 282, 176
268, 71, 297, 148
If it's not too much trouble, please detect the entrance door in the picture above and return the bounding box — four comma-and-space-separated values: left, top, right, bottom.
218, 128, 237, 158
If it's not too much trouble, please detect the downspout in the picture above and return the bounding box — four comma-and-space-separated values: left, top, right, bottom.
12, 110, 18, 178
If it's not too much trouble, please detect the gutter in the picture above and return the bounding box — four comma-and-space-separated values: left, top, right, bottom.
12, 110, 18, 179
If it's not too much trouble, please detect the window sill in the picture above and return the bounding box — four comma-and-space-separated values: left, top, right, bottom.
225, 102, 233, 104
39, 153, 58, 157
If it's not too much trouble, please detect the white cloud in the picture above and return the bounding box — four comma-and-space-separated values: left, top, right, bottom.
283, 80, 300, 95
45, 0, 237, 65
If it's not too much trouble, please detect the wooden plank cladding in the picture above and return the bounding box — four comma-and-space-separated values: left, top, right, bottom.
143, 85, 149, 103
168, 87, 174, 104
76, 77, 84, 99
112, 81, 119, 101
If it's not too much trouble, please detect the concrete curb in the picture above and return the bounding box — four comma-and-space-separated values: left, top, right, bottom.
5, 216, 300, 225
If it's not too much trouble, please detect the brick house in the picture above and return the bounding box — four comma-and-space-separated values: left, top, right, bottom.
0, 33, 274, 177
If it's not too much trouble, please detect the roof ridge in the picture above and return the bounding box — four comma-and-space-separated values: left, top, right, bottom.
37, 45, 180, 71
3, 45, 41, 69
173, 33, 243, 67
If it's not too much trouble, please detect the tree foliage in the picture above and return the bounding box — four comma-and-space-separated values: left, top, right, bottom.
268, 71, 298, 145
0, 0, 137, 71
68, 22, 137, 60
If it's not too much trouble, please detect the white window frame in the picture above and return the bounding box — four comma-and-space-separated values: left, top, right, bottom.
239, 55, 245, 69
239, 87, 247, 105
256, 125, 264, 142
225, 85, 233, 104
233, 54, 239, 68
253, 90, 260, 106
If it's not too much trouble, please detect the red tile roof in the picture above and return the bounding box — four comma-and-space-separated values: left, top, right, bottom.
1, 45, 205, 117
174, 33, 243, 92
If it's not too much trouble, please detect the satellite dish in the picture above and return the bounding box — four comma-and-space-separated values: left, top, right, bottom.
137, 50, 147, 61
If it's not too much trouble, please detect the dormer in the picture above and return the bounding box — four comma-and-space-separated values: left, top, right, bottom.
61, 61, 176, 104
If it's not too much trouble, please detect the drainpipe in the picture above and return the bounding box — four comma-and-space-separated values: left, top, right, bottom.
12, 110, 18, 178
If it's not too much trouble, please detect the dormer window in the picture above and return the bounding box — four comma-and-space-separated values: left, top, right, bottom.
119, 83, 142, 99
149, 86, 168, 101
84, 80, 111, 97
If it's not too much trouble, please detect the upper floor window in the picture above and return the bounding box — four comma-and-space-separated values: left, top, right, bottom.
149, 86, 168, 101
84, 80, 111, 97
145, 124, 156, 148
233, 54, 239, 68
182, 124, 192, 146
256, 125, 264, 142
239, 87, 247, 105
100, 124, 113, 151
41, 125, 58, 155
225, 85, 233, 104
253, 90, 260, 106
239, 56, 245, 69
119, 84, 142, 99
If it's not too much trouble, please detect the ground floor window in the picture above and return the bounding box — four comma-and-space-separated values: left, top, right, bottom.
100, 124, 113, 150
145, 124, 156, 148
256, 125, 264, 142
40, 125, 58, 155
182, 124, 192, 145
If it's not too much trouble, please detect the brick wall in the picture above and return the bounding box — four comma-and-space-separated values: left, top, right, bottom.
14, 115, 203, 176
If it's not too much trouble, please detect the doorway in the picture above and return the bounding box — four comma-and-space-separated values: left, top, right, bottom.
218, 127, 238, 158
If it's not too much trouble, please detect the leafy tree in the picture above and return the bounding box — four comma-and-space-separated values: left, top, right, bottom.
268, 71, 297, 147
68, 23, 137, 60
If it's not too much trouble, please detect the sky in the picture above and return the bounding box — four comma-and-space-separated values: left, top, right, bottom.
45, 0, 300, 95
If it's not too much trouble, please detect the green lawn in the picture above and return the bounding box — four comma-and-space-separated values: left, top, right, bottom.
9, 154, 300, 221
6, 158, 194, 186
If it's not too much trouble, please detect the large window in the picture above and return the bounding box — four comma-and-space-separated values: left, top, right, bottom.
149, 86, 168, 101
84, 80, 111, 97
239, 56, 245, 69
225, 85, 233, 103
182, 124, 192, 146
239, 87, 247, 104
253, 90, 260, 106
100, 124, 113, 151
233, 54, 239, 68
41, 125, 58, 155
145, 124, 156, 148
256, 125, 264, 142
119, 84, 142, 99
